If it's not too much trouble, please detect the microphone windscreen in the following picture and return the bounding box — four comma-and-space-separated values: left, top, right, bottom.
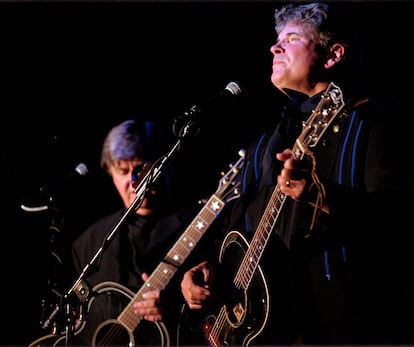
224, 81, 242, 96
74, 163, 89, 176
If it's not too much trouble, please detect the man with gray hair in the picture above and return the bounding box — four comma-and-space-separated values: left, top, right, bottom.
70, 119, 211, 346
180, 2, 414, 345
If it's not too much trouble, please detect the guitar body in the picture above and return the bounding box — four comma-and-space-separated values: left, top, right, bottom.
72, 281, 169, 346
178, 231, 269, 347
30, 282, 169, 347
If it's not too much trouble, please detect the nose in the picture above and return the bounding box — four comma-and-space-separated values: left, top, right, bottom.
270, 42, 284, 55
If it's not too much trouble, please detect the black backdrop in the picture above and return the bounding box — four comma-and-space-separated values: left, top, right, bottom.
0, 1, 412, 345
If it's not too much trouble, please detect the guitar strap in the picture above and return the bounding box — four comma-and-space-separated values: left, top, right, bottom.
305, 96, 371, 230
298, 139, 326, 231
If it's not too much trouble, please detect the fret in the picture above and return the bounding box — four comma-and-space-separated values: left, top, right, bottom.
164, 195, 225, 267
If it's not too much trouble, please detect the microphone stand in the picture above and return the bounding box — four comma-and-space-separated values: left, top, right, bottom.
60, 117, 198, 346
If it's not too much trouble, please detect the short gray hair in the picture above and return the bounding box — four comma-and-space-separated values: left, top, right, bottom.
274, 2, 349, 51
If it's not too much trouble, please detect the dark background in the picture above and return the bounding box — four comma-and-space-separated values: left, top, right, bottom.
0, 1, 412, 345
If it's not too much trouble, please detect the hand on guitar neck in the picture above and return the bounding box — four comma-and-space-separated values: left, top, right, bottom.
276, 148, 310, 201
133, 272, 163, 322
276, 148, 330, 214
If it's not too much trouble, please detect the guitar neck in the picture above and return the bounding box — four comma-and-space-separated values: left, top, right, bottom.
234, 183, 286, 291
164, 194, 226, 266
118, 193, 226, 332
233, 82, 345, 291
233, 141, 304, 290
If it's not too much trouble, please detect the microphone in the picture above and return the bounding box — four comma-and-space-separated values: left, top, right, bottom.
182, 81, 242, 119
21, 163, 90, 212
173, 81, 242, 137
40, 163, 89, 196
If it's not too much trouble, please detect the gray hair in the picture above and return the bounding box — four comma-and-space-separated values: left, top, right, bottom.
274, 2, 349, 51
100, 119, 149, 172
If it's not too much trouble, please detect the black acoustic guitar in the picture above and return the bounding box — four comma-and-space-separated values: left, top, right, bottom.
178, 82, 346, 346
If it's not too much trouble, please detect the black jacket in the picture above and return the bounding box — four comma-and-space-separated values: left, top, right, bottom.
221, 86, 414, 345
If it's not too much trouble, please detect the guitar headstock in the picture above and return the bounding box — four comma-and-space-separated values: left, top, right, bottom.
215, 149, 246, 203
294, 82, 345, 159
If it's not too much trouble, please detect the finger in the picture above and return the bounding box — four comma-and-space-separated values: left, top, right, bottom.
276, 148, 292, 161
142, 290, 161, 300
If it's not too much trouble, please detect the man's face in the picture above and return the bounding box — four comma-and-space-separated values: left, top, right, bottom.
109, 158, 157, 216
270, 23, 323, 94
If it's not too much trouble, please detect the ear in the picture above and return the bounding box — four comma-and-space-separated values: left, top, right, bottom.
325, 43, 345, 69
